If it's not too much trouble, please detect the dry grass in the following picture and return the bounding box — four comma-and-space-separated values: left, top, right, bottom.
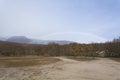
0, 56, 60, 67
66, 56, 97, 61
110, 58, 120, 62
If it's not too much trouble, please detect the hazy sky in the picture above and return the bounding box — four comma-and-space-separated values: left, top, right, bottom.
0, 0, 120, 43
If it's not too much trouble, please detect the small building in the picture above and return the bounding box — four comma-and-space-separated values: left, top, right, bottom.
96, 51, 106, 57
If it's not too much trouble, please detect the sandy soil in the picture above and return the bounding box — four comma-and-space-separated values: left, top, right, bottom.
0, 57, 120, 80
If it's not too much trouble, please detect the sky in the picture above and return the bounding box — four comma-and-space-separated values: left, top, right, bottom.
0, 0, 120, 43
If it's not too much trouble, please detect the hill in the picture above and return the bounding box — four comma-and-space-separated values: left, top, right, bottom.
5, 36, 74, 45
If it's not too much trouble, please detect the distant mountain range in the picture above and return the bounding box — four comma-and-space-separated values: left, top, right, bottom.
7, 36, 32, 43
113, 37, 120, 42
0, 36, 75, 45
0, 37, 6, 41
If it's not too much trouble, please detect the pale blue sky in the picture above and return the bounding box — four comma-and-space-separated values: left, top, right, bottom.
0, 0, 120, 43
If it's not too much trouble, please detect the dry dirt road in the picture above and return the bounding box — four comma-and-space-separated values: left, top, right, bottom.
0, 57, 120, 80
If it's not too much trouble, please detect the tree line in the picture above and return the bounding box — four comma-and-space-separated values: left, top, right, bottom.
0, 41, 120, 57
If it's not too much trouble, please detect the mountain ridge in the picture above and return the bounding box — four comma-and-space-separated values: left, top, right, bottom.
0, 36, 75, 45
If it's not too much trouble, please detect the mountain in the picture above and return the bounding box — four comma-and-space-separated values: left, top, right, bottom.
6, 36, 75, 45
31, 39, 74, 45
7, 36, 31, 43
49, 40, 74, 45
0, 37, 6, 41
113, 37, 120, 42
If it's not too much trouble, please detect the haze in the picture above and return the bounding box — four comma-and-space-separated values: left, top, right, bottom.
0, 0, 120, 43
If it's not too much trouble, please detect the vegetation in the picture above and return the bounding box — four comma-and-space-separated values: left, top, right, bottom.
110, 58, 120, 62
0, 56, 60, 67
66, 56, 97, 61
0, 41, 120, 57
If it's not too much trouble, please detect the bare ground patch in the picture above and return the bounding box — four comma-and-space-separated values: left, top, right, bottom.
0, 57, 120, 80
0, 56, 61, 80
45, 57, 120, 80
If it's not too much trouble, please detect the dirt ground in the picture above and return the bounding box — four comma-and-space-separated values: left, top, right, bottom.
0, 57, 120, 80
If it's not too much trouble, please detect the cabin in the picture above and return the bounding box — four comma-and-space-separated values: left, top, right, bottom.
96, 51, 106, 57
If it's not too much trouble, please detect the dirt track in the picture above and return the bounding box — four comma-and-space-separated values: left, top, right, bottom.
0, 57, 120, 80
